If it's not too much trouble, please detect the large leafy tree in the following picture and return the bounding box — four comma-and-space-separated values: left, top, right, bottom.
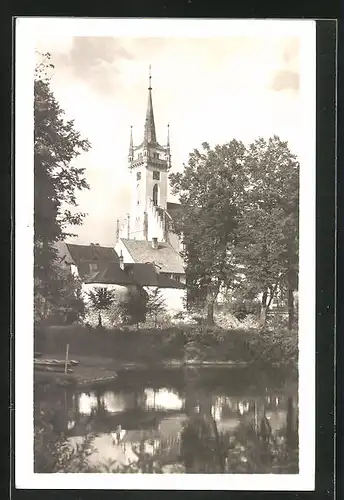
169, 140, 247, 324
34, 263, 85, 324
34, 53, 91, 319
234, 136, 299, 328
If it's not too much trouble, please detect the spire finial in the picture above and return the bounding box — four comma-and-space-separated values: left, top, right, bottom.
128, 125, 134, 160
144, 65, 156, 144
167, 123, 170, 147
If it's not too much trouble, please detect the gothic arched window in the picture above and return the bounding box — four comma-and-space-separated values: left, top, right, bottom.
152, 184, 158, 206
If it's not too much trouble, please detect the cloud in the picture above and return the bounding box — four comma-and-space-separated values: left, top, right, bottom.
50, 37, 171, 96
270, 70, 299, 91
269, 38, 300, 92
54, 37, 134, 95
35, 34, 305, 246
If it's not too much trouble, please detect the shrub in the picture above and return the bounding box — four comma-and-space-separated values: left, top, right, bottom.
227, 299, 260, 321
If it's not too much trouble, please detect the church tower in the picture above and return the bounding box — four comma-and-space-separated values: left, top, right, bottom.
127, 66, 171, 240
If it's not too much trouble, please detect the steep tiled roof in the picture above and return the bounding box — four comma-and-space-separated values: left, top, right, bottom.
126, 263, 184, 289
66, 243, 119, 265
156, 273, 185, 289
54, 241, 75, 266
125, 263, 159, 287
166, 201, 182, 213
86, 262, 184, 289
166, 202, 184, 219
120, 239, 184, 274
85, 263, 136, 286
165, 202, 185, 232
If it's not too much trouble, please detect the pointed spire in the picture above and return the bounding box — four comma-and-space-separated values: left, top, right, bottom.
128, 125, 134, 160
166, 123, 171, 168
116, 219, 120, 243
167, 123, 170, 148
144, 65, 157, 145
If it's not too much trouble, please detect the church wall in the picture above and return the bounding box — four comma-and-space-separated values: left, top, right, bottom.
144, 164, 168, 210
114, 240, 134, 263
129, 165, 147, 239
81, 282, 185, 325
70, 264, 79, 277
144, 286, 186, 314
147, 201, 165, 241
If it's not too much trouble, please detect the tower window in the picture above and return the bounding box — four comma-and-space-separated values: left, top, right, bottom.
152, 184, 158, 206
153, 171, 160, 180
136, 171, 141, 180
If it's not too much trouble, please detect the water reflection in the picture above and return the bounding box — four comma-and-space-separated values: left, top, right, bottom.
34, 368, 298, 474
144, 388, 184, 411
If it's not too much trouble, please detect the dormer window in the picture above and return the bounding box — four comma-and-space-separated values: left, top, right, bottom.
153, 171, 160, 180
136, 171, 141, 180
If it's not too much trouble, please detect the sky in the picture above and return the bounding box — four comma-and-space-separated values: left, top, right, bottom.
35, 30, 303, 247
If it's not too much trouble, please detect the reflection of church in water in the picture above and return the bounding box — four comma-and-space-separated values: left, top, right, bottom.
36, 383, 298, 440
34, 377, 298, 472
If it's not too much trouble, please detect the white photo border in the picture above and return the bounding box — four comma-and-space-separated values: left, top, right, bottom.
14, 17, 316, 491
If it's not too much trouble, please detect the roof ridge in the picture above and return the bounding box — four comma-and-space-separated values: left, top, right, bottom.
66, 242, 115, 249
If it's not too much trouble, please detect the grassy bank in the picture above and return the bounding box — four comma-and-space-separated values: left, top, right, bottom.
35, 324, 297, 370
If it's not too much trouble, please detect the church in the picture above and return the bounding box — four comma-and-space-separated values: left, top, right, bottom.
115, 68, 186, 287
55, 70, 187, 318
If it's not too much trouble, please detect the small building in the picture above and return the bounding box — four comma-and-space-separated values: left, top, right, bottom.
84, 256, 185, 325
115, 237, 186, 313
54, 241, 119, 280
54, 241, 185, 322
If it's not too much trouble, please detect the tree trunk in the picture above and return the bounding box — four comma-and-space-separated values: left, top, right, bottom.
206, 301, 215, 325
98, 313, 102, 327
288, 288, 294, 331
205, 290, 215, 325
259, 291, 268, 327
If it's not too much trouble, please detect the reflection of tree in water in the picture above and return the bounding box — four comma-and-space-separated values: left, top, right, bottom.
179, 367, 298, 474
34, 369, 298, 474
224, 397, 298, 473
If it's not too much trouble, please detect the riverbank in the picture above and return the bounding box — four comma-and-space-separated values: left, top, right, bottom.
34, 354, 251, 388
34, 324, 297, 388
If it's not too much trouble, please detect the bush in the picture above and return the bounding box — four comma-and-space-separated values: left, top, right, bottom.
226, 299, 261, 321
245, 329, 298, 367
35, 323, 297, 368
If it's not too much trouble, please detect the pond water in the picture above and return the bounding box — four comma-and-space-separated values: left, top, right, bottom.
34, 366, 298, 474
